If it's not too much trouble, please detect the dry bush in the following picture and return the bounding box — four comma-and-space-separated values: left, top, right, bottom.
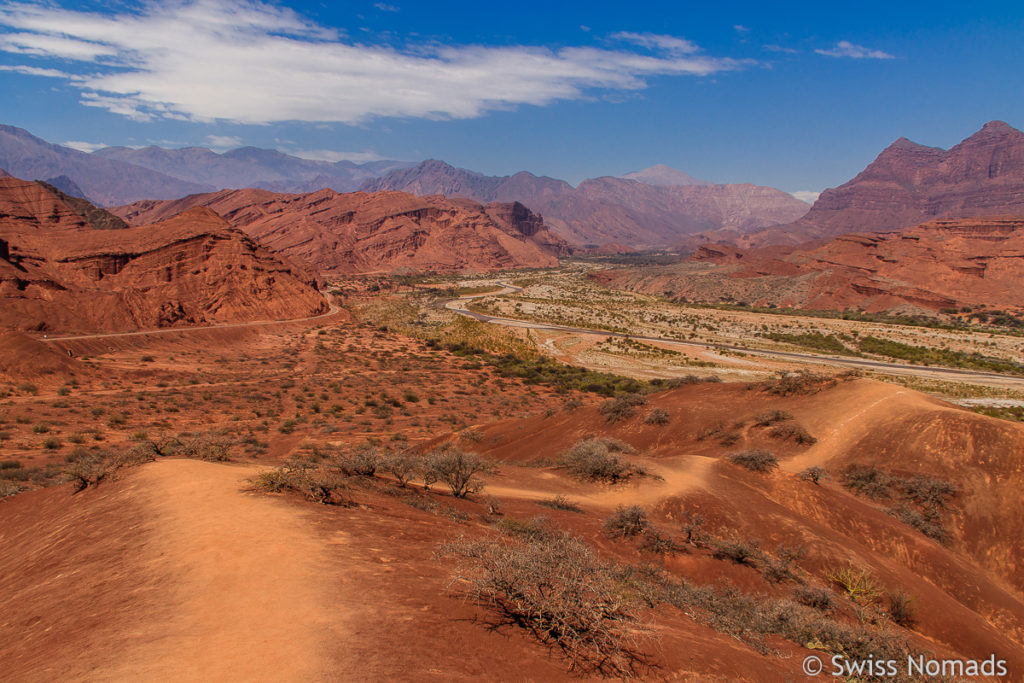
424, 445, 494, 498
177, 432, 233, 461
827, 565, 882, 606
798, 466, 828, 485
559, 438, 645, 484
763, 370, 837, 396
886, 590, 916, 627
603, 505, 649, 538
643, 408, 670, 425
768, 423, 817, 445
753, 410, 793, 426
384, 452, 420, 487
726, 449, 778, 472
792, 586, 836, 612
637, 529, 682, 556
497, 516, 557, 543
339, 444, 383, 476
711, 537, 761, 566
438, 533, 648, 676
841, 466, 957, 543
537, 495, 583, 512
250, 463, 351, 505
599, 393, 647, 423
63, 446, 155, 492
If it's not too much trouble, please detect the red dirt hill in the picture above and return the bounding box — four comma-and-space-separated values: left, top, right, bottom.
0, 174, 327, 333
113, 188, 570, 274
602, 215, 1024, 314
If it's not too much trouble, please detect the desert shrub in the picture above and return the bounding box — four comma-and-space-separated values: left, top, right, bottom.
603, 505, 648, 538
599, 393, 647, 423
899, 475, 958, 510
679, 514, 710, 547
888, 505, 948, 544
768, 424, 817, 445
827, 565, 882, 606
424, 445, 494, 498
0, 459, 21, 470
886, 590, 916, 627
637, 529, 682, 555
753, 410, 793, 426
842, 466, 957, 543
799, 466, 828, 485
383, 452, 420, 486
711, 537, 761, 566
841, 465, 893, 499
250, 464, 351, 505
339, 444, 383, 476
537, 495, 583, 512
763, 370, 836, 396
63, 446, 154, 493
178, 432, 233, 461
726, 449, 778, 472
0, 479, 19, 497
762, 545, 806, 583
643, 408, 670, 425
438, 533, 646, 675
558, 438, 645, 484
497, 516, 557, 543
43, 437, 62, 450
792, 586, 836, 612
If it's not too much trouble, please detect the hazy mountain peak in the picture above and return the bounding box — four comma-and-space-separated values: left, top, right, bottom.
620, 164, 709, 187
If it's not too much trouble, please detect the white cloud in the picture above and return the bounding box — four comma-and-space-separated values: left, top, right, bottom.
815, 41, 894, 60
791, 190, 821, 204
204, 134, 242, 150
610, 31, 700, 55
733, 25, 750, 33
291, 149, 385, 163
763, 44, 798, 54
0, 63, 68, 77
0, 0, 747, 125
373, 2, 398, 11
63, 140, 108, 152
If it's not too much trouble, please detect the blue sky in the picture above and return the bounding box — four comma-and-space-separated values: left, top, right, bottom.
0, 0, 1021, 197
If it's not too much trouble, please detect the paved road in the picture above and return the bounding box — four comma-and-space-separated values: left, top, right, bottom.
443, 283, 1024, 387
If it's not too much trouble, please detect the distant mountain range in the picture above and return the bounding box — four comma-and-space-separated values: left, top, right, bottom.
360, 160, 809, 246
0, 123, 807, 248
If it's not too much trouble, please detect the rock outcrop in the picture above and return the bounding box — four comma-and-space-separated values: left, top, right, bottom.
114, 189, 570, 273
602, 216, 1024, 314
0, 174, 327, 332
751, 121, 1024, 245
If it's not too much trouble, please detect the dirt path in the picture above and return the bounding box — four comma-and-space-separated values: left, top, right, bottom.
97, 460, 346, 681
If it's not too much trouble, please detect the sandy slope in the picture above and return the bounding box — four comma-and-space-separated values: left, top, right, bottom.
0, 461, 347, 682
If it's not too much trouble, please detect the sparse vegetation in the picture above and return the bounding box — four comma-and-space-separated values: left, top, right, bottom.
840, 466, 957, 543
643, 408, 670, 425
602, 505, 648, 538
725, 449, 778, 472
424, 445, 494, 498
439, 533, 647, 676
536, 495, 583, 512
558, 437, 646, 483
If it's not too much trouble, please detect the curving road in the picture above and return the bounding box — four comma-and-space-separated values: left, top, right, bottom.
443, 283, 1024, 387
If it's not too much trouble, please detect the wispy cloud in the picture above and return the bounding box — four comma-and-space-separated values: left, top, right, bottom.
791, 190, 820, 204
63, 140, 107, 153
815, 41, 894, 60
0, 63, 68, 77
0, 0, 747, 125
611, 31, 700, 55
373, 2, 398, 11
291, 149, 385, 163
733, 25, 750, 34
204, 134, 242, 150
763, 44, 798, 54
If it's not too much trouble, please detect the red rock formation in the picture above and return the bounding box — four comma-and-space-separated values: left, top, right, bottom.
604, 216, 1024, 314
750, 121, 1024, 246
113, 189, 569, 273
0, 175, 327, 333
